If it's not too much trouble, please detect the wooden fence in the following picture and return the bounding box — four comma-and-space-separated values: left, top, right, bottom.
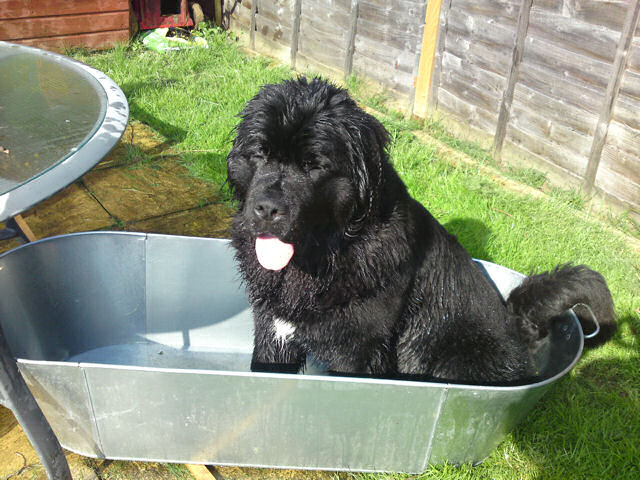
224, 0, 427, 99
226, 0, 640, 221
429, 0, 640, 221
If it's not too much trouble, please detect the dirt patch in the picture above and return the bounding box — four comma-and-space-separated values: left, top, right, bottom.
213, 466, 346, 479
0, 406, 45, 479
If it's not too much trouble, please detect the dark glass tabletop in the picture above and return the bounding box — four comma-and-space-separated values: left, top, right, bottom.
0, 41, 128, 222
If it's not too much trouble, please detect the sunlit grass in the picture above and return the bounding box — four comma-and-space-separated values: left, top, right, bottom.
72, 28, 292, 198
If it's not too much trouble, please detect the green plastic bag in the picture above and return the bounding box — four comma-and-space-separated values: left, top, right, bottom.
140, 28, 208, 53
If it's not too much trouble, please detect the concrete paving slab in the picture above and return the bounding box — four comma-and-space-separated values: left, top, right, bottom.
124, 203, 233, 238
97, 120, 172, 170
83, 159, 219, 223
17, 183, 113, 239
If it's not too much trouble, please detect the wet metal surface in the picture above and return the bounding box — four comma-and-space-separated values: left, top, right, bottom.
0, 233, 584, 473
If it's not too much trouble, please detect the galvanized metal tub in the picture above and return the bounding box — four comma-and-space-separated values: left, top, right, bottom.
0, 232, 583, 473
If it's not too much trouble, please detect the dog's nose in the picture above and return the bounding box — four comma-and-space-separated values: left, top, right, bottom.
254, 198, 284, 222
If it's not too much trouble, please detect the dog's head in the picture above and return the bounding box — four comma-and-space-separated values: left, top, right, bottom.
227, 77, 390, 271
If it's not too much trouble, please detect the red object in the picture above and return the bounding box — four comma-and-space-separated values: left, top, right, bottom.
134, 0, 193, 30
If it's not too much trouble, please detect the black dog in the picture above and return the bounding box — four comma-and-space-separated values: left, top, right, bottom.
226, 77, 616, 384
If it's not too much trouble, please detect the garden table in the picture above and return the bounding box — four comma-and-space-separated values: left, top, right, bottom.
0, 41, 128, 479
0, 41, 128, 238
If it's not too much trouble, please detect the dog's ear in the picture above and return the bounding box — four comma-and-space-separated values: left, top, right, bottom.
226, 134, 252, 203
226, 85, 279, 203
346, 111, 389, 236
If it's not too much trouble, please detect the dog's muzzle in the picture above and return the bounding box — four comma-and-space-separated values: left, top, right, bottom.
253, 195, 287, 223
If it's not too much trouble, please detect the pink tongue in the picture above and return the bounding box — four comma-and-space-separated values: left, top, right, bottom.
255, 236, 294, 271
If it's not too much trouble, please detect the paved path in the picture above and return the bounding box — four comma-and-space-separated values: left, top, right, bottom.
0, 122, 232, 254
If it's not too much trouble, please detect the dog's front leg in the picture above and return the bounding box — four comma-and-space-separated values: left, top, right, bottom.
251, 312, 305, 373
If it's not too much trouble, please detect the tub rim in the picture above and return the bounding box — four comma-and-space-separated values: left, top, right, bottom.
4, 231, 585, 393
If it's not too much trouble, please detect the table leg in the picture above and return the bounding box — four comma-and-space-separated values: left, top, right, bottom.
12, 215, 37, 242
0, 215, 37, 243
0, 324, 71, 480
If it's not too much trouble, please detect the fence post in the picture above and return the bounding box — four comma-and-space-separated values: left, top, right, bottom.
428, 0, 452, 111
290, 0, 303, 68
583, 0, 640, 194
249, 0, 257, 50
492, 0, 533, 162
344, 0, 359, 78
412, 0, 443, 118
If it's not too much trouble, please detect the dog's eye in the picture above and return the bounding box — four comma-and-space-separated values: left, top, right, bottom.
305, 159, 329, 179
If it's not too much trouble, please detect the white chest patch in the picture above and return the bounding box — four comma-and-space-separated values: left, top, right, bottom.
273, 317, 296, 343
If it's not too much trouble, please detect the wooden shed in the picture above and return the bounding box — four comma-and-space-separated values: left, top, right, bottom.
0, 0, 132, 52
226, 0, 640, 222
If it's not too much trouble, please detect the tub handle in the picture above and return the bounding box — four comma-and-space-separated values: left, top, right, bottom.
571, 303, 600, 339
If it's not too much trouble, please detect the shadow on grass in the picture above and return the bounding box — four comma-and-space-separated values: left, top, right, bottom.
608, 313, 640, 353
443, 217, 493, 262
118, 77, 188, 146
128, 102, 187, 147
120, 96, 232, 195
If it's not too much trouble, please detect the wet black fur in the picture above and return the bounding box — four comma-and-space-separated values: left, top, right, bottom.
226, 77, 616, 384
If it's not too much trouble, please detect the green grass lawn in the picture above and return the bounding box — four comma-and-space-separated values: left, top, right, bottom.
73, 26, 640, 480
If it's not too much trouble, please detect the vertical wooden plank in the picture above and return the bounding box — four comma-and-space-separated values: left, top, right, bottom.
413, 0, 444, 118
344, 0, 359, 78
250, 0, 258, 49
428, 0, 452, 111
408, 0, 430, 114
492, 0, 533, 161
583, 0, 640, 193
214, 0, 223, 26
290, 0, 303, 67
